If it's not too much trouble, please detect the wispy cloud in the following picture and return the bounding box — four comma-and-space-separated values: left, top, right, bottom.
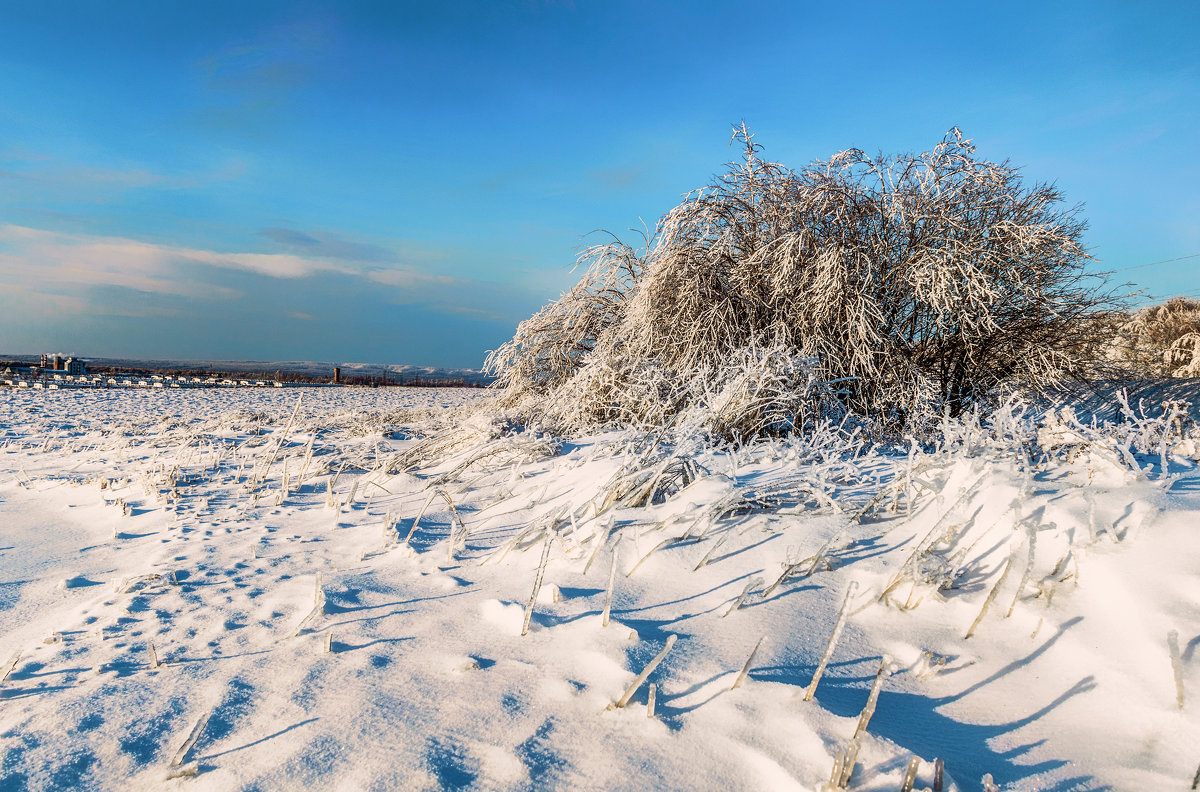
0, 224, 537, 322
0, 148, 250, 202
0, 225, 245, 299
258, 227, 396, 263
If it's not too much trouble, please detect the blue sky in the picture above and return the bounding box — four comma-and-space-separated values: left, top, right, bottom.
1, 0, 1197, 368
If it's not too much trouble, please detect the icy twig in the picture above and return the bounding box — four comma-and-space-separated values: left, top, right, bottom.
166, 708, 211, 778
0, 651, 20, 684
521, 537, 553, 636
1005, 520, 1039, 618
731, 636, 765, 690
763, 532, 842, 599
582, 517, 613, 575
1169, 630, 1186, 709
626, 536, 679, 577
723, 577, 764, 617
614, 634, 677, 708
853, 656, 892, 738
693, 533, 727, 570
822, 738, 860, 790
900, 757, 920, 792
804, 581, 859, 701
646, 683, 657, 718
294, 572, 327, 635
602, 546, 619, 627
966, 556, 1015, 639
404, 489, 440, 545
254, 394, 302, 486
440, 489, 468, 562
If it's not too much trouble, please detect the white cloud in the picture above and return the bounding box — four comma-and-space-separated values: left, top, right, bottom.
0, 224, 466, 289
0, 225, 517, 320
0, 224, 369, 291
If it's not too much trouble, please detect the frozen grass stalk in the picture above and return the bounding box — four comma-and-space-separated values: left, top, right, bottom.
804, 581, 859, 701
0, 651, 20, 683
166, 708, 211, 779
627, 536, 675, 577
966, 556, 1015, 639
694, 534, 727, 571
254, 393, 302, 486
522, 536, 553, 636
602, 546, 619, 627
1169, 630, 1186, 709
614, 634, 677, 708
853, 656, 892, 738
731, 636, 765, 690
823, 739, 860, 791
582, 519, 612, 575
405, 489, 440, 545
723, 576, 764, 617
1005, 522, 1039, 618
441, 489, 467, 562
900, 757, 920, 792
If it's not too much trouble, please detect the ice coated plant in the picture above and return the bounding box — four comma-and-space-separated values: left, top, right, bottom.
166, 709, 211, 779
823, 739, 860, 791
901, 757, 921, 792
1104, 297, 1200, 378
804, 581, 858, 701
0, 651, 20, 684
613, 634, 677, 708
487, 126, 1118, 438
521, 536, 553, 636
1169, 630, 1186, 709
731, 636, 766, 690
854, 657, 892, 738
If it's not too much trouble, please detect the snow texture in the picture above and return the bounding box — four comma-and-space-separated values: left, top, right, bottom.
1, 386, 1198, 790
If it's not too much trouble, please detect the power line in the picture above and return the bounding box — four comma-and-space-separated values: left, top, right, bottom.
1135, 287, 1200, 303
1113, 252, 1200, 272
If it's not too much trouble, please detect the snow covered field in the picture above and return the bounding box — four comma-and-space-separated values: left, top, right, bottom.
1, 387, 1197, 791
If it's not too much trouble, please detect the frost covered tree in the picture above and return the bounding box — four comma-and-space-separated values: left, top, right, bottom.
487, 127, 1119, 437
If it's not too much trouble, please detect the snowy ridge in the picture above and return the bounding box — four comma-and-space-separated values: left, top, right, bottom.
0, 388, 1197, 790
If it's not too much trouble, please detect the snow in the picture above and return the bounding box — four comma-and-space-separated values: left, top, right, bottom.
1, 387, 1198, 790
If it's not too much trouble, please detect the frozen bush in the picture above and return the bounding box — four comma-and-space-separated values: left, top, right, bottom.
1106, 297, 1200, 378
488, 126, 1117, 438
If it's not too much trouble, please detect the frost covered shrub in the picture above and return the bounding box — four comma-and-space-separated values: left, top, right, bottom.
1106, 297, 1200, 378
488, 127, 1116, 437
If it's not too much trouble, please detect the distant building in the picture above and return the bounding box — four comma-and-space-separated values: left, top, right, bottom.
40, 354, 86, 375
